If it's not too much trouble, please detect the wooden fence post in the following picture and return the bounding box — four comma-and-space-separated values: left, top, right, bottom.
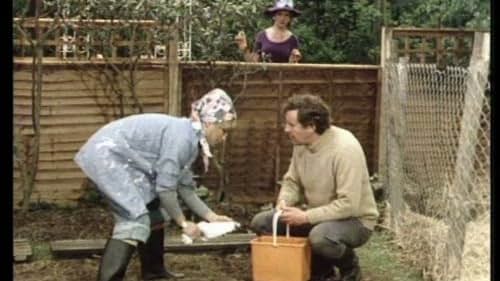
377, 26, 392, 189
167, 27, 181, 116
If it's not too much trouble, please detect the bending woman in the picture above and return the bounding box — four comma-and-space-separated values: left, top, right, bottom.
74, 88, 237, 281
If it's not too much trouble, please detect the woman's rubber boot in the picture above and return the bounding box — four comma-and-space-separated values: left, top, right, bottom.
138, 228, 184, 280
97, 239, 136, 281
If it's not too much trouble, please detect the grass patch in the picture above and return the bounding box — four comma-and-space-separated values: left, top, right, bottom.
32, 242, 53, 261
358, 230, 423, 281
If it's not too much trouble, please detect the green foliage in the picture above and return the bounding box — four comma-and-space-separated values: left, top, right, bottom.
293, 0, 381, 63
13, 0, 30, 16
392, 0, 490, 29
14, 0, 490, 64
189, 0, 269, 61
32, 242, 53, 260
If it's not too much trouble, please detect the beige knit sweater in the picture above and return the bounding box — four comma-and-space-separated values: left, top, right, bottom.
278, 126, 379, 230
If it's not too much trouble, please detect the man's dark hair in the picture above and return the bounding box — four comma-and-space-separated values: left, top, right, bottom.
281, 94, 332, 134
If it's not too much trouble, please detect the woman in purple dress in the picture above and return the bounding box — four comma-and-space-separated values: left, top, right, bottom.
235, 0, 302, 63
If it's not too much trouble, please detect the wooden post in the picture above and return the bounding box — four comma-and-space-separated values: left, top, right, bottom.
274, 71, 284, 196
167, 28, 181, 116
387, 56, 409, 233
445, 31, 490, 280
111, 34, 117, 59
55, 28, 61, 59
374, 26, 397, 182
377, 27, 392, 182
380, 26, 392, 68
436, 37, 444, 66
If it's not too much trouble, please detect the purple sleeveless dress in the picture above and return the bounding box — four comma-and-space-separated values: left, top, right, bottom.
253, 31, 300, 62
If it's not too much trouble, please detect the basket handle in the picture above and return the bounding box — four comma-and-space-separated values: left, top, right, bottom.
272, 210, 290, 247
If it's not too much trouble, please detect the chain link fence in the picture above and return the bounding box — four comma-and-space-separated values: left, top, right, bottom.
379, 49, 490, 280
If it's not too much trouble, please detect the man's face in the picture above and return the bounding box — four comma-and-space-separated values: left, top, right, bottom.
284, 110, 316, 145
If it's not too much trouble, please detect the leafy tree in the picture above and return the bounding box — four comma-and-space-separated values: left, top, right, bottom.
189, 0, 268, 61
14, 0, 490, 64
391, 0, 490, 29
294, 0, 381, 63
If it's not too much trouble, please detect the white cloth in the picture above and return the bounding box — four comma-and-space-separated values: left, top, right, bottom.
181, 221, 241, 244
197, 221, 241, 239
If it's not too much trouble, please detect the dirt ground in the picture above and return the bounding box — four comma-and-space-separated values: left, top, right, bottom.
14, 200, 263, 281
13, 199, 389, 281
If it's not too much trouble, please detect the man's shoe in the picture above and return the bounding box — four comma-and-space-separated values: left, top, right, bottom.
337, 249, 362, 281
310, 254, 339, 281
339, 265, 361, 281
309, 270, 339, 281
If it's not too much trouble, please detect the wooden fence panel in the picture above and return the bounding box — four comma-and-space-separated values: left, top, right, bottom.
13, 63, 167, 207
13, 61, 380, 206
181, 64, 380, 202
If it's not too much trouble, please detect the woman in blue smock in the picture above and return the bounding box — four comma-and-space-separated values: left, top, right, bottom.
74, 88, 237, 281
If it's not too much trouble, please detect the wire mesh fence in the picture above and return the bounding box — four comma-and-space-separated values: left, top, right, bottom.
379, 55, 490, 281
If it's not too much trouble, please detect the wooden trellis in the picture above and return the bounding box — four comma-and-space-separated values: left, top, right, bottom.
384, 27, 476, 67
13, 18, 174, 61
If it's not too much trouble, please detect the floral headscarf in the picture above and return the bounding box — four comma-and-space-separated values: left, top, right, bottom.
191, 88, 236, 123
191, 88, 237, 172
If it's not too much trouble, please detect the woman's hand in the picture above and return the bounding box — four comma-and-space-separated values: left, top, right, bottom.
235, 30, 248, 51
205, 212, 233, 222
289, 48, 302, 63
182, 221, 201, 239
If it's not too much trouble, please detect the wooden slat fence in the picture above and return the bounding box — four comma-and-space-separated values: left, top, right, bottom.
180, 62, 381, 202
13, 61, 168, 205
13, 60, 381, 206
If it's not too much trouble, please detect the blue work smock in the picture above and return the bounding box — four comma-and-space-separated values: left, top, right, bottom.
74, 113, 201, 219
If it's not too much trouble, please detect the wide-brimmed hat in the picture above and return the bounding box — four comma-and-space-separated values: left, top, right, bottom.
264, 0, 301, 17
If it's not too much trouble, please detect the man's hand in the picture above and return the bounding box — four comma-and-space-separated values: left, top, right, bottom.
205, 212, 233, 222
276, 199, 287, 211
280, 206, 309, 226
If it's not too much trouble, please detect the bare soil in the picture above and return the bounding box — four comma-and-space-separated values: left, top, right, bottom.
14, 200, 261, 281
14, 200, 389, 281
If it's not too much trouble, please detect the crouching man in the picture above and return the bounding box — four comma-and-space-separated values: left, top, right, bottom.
250, 94, 379, 281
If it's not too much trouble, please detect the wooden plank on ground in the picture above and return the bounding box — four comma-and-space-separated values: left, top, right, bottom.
50, 233, 256, 258
14, 239, 33, 262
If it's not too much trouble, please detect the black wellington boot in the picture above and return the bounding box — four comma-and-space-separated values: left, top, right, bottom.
138, 228, 184, 280
97, 239, 136, 281
336, 248, 362, 281
309, 254, 338, 281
